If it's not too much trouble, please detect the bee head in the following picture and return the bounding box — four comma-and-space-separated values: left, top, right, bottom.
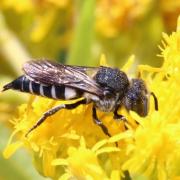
124, 79, 149, 117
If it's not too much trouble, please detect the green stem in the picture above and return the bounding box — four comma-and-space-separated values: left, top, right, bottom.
67, 0, 95, 66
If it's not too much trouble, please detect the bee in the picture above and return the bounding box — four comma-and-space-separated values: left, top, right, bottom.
2, 60, 158, 137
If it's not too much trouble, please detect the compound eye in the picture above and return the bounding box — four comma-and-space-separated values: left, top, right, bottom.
124, 94, 149, 117
136, 96, 149, 117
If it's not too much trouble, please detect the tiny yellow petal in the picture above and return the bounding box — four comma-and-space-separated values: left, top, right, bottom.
108, 131, 133, 143
122, 55, 135, 72
92, 139, 108, 152
100, 54, 109, 66
61, 132, 80, 140
42, 151, 56, 177
79, 136, 86, 148
30, 142, 39, 152
177, 16, 180, 32
110, 170, 120, 180
51, 158, 68, 166
3, 141, 23, 159
95, 147, 120, 156
58, 173, 72, 180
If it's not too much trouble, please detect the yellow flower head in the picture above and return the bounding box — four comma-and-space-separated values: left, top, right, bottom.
160, 0, 180, 31
122, 17, 180, 179
3, 18, 180, 179
96, 0, 153, 37
0, 0, 72, 43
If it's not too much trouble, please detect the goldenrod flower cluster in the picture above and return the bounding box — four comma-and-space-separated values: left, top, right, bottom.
96, 0, 153, 37
3, 15, 180, 180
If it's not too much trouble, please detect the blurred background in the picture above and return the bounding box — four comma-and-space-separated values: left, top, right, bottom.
0, 0, 179, 179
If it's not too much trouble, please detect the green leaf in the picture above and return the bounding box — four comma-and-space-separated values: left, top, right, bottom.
68, 0, 95, 66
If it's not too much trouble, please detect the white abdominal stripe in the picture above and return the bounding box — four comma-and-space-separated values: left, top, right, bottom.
19, 76, 81, 100
64, 87, 77, 99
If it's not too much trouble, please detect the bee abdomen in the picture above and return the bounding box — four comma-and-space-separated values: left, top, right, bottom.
2, 75, 24, 92
2, 76, 82, 100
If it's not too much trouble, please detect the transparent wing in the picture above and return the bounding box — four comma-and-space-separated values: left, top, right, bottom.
23, 60, 104, 96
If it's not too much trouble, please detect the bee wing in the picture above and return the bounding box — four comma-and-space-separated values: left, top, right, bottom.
23, 60, 104, 96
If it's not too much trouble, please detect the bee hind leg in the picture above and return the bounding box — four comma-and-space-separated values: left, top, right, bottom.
25, 99, 87, 137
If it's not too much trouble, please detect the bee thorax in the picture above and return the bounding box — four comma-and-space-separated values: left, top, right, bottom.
95, 67, 129, 93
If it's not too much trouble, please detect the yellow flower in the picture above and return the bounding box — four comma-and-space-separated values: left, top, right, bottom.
3, 17, 180, 180
0, 0, 34, 13
0, 0, 70, 13
0, 0, 72, 43
95, 0, 153, 37
123, 17, 180, 179
160, 0, 180, 31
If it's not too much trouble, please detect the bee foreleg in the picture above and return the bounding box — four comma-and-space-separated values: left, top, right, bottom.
113, 107, 128, 130
25, 99, 87, 137
113, 107, 126, 121
92, 106, 111, 137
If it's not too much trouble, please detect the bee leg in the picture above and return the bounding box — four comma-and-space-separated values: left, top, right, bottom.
92, 106, 111, 137
113, 108, 128, 130
113, 107, 126, 121
25, 99, 87, 137
113, 112, 126, 121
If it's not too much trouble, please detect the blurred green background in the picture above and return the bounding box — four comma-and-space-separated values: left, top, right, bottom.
0, 0, 179, 179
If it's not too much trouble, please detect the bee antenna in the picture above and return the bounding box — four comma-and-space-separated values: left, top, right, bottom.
150, 92, 158, 111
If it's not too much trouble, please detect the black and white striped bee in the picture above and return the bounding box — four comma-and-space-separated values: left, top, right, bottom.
2, 60, 158, 137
